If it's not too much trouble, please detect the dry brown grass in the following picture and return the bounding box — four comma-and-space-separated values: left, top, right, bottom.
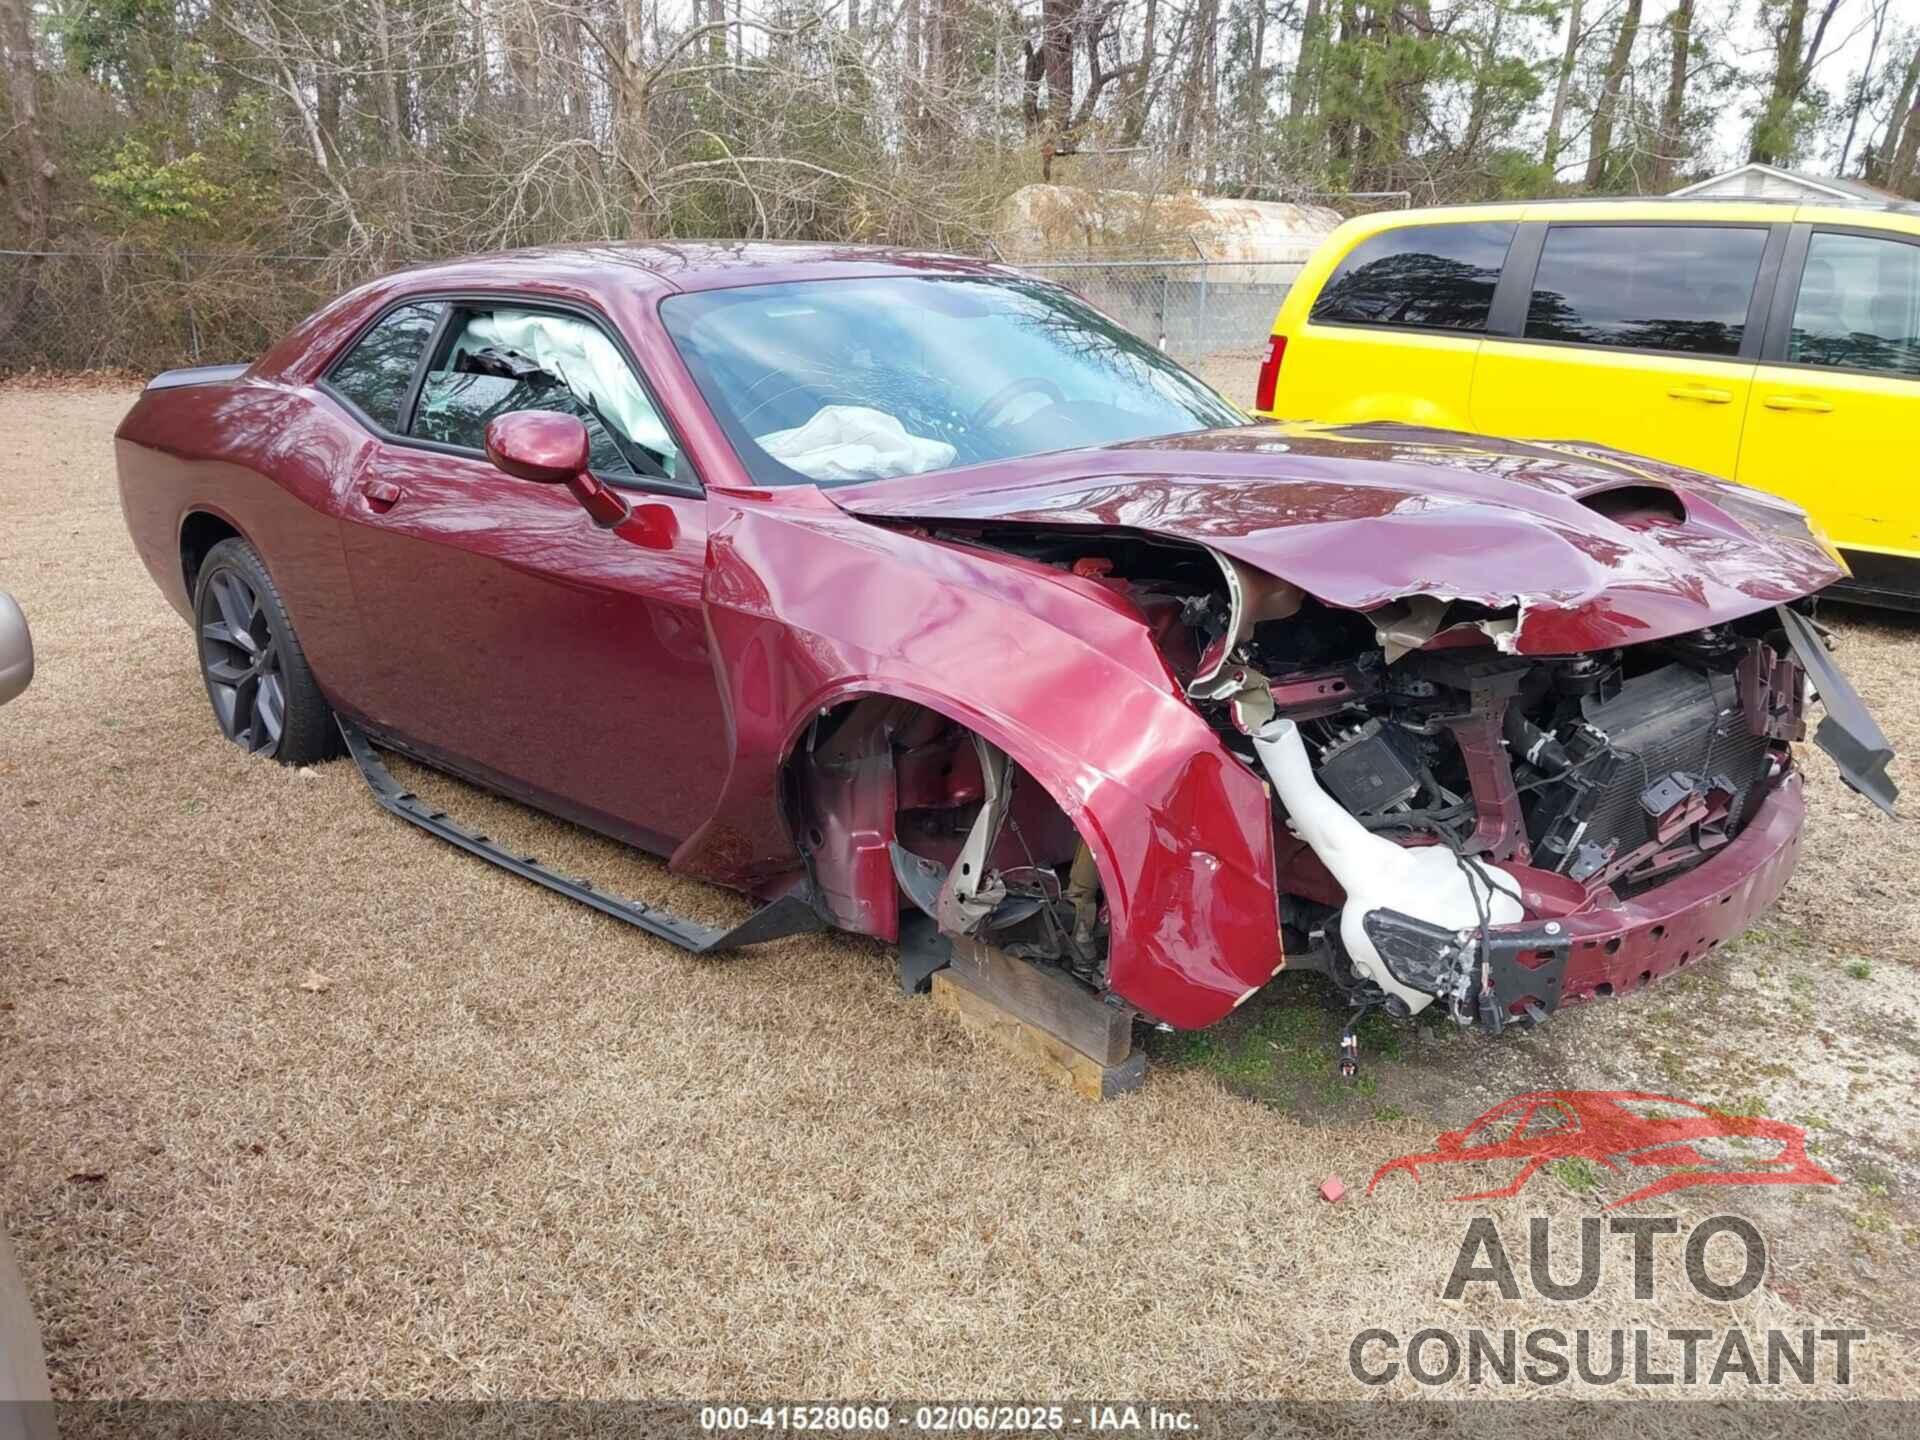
2, 388, 1917, 1402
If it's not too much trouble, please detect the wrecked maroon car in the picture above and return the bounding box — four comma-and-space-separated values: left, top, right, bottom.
114, 244, 1894, 1042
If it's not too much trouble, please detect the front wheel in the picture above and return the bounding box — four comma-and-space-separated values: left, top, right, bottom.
193, 537, 338, 765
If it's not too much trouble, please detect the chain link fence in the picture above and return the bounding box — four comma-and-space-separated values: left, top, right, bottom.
0, 249, 1297, 378
1018, 256, 1300, 378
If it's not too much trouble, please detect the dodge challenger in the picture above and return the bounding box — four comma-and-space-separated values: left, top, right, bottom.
115, 243, 1896, 1043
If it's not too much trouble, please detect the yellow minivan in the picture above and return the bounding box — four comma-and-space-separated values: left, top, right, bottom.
1258, 198, 1920, 606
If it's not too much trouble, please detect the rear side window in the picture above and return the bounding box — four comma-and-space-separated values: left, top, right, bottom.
1524, 225, 1766, 358
1789, 231, 1920, 378
325, 302, 442, 430
1309, 222, 1515, 333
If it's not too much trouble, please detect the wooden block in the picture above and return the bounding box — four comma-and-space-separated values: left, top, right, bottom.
947, 935, 1135, 1066
932, 970, 1147, 1101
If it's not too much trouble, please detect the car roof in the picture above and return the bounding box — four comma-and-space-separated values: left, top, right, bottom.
384, 241, 1014, 299
1330, 195, 1920, 242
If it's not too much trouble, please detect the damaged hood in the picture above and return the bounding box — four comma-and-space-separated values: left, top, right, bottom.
830, 422, 1846, 654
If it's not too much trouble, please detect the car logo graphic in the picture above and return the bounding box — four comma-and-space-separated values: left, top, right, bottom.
1368, 1090, 1839, 1209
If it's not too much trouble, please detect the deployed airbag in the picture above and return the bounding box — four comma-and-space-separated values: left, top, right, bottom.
758, 405, 956, 482
458, 312, 675, 461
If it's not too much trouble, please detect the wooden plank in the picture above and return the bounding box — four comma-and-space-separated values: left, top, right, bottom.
932, 970, 1147, 1101
946, 936, 1135, 1066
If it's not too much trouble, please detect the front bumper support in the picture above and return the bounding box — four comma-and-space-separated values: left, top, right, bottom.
1362, 907, 1571, 1034
1777, 604, 1897, 814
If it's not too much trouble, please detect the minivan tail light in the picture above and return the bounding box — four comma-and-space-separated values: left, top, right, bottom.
1255, 335, 1287, 413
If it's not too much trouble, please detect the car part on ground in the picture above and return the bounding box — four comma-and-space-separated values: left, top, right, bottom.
338, 719, 827, 954
0, 592, 31, 708
111, 244, 1896, 1044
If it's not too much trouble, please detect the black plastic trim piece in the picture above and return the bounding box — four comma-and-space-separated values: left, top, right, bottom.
1775, 605, 1899, 814
1761, 223, 1812, 363
1362, 908, 1460, 996
1826, 550, 1920, 612
1740, 223, 1790, 364
896, 911, 953, 995
1486, 222, 1545, 338
338, 718, 826, 952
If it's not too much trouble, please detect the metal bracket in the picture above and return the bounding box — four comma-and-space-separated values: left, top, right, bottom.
1776, 604, 1897, 815
933, 734, 1011, 934
337, 719, 825, 954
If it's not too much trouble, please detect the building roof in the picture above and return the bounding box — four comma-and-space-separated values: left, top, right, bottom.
1669, 162, 1906, 206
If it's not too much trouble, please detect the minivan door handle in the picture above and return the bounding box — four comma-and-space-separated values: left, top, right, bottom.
1666, 384, 1733, 404
1762, 394, 1835, 414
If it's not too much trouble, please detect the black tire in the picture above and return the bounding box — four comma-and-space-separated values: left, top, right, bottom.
193, 537, 339, 765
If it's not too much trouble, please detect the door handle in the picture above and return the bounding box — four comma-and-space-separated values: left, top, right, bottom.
358, 479, 403, 511
1666, 384, 1733, 404
1762, 394, 1834, 414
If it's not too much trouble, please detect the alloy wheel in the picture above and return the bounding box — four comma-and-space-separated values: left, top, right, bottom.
198, 567, 286, 755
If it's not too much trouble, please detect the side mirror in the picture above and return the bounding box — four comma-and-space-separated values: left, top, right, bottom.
483, 411, 628, 527
484, 410, 590, 484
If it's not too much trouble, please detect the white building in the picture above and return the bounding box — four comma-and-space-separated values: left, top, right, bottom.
1668, 162, 1904, 205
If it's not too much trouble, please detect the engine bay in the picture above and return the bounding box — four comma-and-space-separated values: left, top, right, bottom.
922, 523, 1818, 1017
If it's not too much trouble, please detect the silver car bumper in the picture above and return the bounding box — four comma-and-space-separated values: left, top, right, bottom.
0, 591, 31, 708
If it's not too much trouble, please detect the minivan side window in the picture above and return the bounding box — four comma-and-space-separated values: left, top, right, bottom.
1524, 225, 1766, 358
325, 302, 443, 430
1309, 222, 1515, 333
1789, 231, 1920, 378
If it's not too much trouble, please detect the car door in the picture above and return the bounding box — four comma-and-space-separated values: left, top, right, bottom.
335, 297, 730, 851
1739, 219, 1920, 589
1471, 221, 1783, 478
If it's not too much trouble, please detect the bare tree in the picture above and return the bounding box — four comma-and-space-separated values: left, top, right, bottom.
0, 0, 55, 343
1750, 0, 1847, 165
1651, 0, 1694, 188
1586, 0, 1643, 187
1543, 0, 1585, 169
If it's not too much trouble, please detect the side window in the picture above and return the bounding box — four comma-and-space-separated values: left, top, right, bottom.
1524, 225, 1767, 358
1789, 231, 1920, 378
411, 307, 680, 480
325, 302, 442, 430
1309, 222, 1515, 333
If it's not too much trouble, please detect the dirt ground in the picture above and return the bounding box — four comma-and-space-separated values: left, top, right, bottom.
2, 384, 1917, 1404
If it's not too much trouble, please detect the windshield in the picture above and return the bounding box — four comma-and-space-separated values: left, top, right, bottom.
658, 275, 1246, 486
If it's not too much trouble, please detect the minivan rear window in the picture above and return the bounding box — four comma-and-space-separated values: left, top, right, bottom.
1309, 222, 1515, 333
1524, 225, 1767, 358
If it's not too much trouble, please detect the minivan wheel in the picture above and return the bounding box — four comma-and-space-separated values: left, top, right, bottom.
193, 537, 337, 765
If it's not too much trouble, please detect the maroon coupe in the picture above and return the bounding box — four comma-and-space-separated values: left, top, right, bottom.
115, 243, 1894, 1040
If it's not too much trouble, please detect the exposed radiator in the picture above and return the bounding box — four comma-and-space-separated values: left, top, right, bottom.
1532, 663, 1773, 885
